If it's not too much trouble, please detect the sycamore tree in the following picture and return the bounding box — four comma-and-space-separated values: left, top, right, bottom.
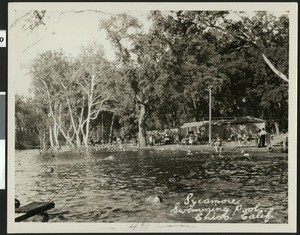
63, 42, 116, 147
212, 12, 289, 130
30, 50, 73, 148
170, 10, 289, 83
148, 11, 288, 130
100, 14, 163, 147
29, 43, 116, 148
110, 69, 138, 140
149, 11, 227, 123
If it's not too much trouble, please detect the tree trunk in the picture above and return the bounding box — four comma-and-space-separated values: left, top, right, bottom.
53, 124, 56, 147
84, 103, 91, 148
101, 113, 104, 143
76, 133, 81, 147
44, 88, 73, 146
138, 104, 147, 147
83, 73, 95, 148
38, 128, 45, 150
53, 123, 60, 149
65, 94, 81, 147
274, 122, 280, 135
42, 129, 46, 150
96, 126, 100, 142
109, 113, 115, 144
49, 126, 54, 148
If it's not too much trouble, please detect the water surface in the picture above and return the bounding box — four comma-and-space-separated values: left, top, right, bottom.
15, 148, 288, 223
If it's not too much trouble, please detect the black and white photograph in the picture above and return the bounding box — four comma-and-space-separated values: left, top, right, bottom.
7, 2, 297, 233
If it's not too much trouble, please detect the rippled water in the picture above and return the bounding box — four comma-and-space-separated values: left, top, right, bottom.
15, 148, 288, 223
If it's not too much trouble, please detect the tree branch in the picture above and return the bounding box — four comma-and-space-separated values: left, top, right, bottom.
90, 110, 101, 120
262, 53, 289, 82
92, 97, 113, 107
205, 21, 288, 83
73, 82, 90, 95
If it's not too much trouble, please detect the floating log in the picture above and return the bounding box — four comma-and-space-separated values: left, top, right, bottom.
15, 199, 20, 208
15, 202, 55, 222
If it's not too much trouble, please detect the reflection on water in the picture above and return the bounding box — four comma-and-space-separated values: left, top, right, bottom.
15, 148, 288, 223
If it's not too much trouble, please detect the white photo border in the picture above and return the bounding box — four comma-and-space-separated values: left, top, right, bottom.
7, 2, 297, 233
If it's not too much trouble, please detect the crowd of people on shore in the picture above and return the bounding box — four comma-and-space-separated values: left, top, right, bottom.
86, 128, 288, 154
144, 128, 288, 153
210, 128, 288, 153
145, 128, 288, 147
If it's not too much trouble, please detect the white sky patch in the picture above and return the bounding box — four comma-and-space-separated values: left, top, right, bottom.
13, 9, 151, 97
12, 9, 287, 97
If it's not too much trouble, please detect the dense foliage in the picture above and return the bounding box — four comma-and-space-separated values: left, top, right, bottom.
15, 11, 289, 149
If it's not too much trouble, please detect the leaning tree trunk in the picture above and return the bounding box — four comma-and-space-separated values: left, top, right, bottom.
41, 80, 74, 147
261, 53, 288, 83
138, 104, 147, 147
274, 122, 280, 135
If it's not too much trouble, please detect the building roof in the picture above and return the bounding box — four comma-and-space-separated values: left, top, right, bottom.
180, 121, 209, 128
226, 116, 265, 124
181, 116, 265, 128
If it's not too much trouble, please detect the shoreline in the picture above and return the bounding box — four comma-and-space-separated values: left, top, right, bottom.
15, 143, 287, 155
125, 144, 287, 154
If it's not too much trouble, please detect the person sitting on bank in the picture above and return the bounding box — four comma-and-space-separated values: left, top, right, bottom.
243, 133, 251, 146
148, 135, 154, 146
184, 134, 189, 145
188, 134, 194, 145
230, 133, 236, 148
211, 135, 223, 152
174, 134, 180, 145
